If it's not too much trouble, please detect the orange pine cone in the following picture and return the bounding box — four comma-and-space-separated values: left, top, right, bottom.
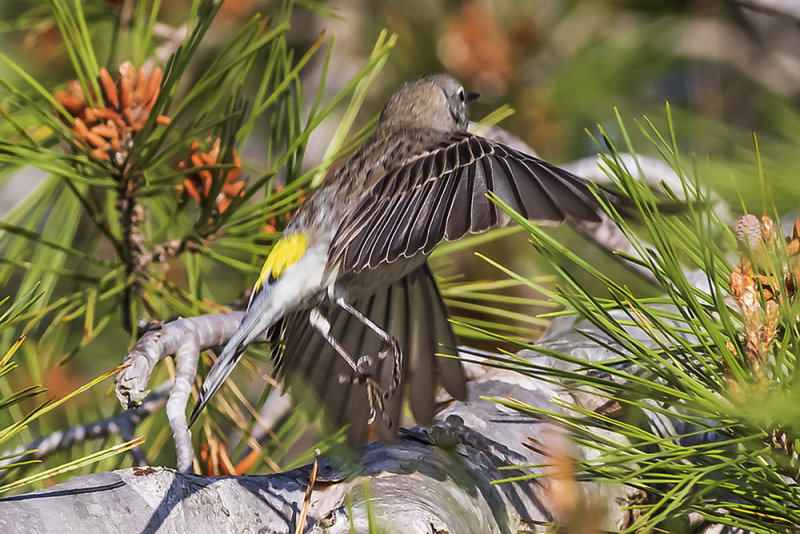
54, 62, 170, 165
178, 138, 245, 216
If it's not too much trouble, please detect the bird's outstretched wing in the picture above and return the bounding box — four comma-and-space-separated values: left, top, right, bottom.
328, 132, 603, 272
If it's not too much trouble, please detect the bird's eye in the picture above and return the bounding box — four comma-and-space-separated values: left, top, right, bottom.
457, 89, 465, 102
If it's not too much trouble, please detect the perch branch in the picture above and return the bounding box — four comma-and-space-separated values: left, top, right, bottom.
115, 312, 269, 472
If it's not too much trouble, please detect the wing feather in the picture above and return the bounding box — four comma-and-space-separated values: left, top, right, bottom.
423, 168, 460, 254
329, 132, 603, 273
366, 193, 411, 269
489, 155, 527, 218
505, 157, 565, 221
388, 184, 429, 262
469, 156, 494, 232
403, 179, 440, 259
444, 160, 473, 239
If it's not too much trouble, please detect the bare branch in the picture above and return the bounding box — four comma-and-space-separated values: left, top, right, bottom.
115, 312, 269, 472
0, 381, 171, 472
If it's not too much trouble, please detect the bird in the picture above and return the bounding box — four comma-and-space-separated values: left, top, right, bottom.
189, 73, 606, 444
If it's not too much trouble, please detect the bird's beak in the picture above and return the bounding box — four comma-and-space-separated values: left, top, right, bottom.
466, 92, 480, 102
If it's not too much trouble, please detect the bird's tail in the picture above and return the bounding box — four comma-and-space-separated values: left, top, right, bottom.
188, 290, 278, 427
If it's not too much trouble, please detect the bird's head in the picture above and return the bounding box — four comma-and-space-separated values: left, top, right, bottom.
379, 74, 479, 132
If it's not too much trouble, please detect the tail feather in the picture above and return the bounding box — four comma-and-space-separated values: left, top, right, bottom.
420, 264, 466, 400
377, 271, 411, 441
189, 338, 244, 427
190, 286, 280, 427
317, 303, 361, 421
407, 270, 436, 426
271, 262, 467, 444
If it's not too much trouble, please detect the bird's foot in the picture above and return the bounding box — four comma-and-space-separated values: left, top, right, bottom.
334, 336, 403, 426
356, 335, 402, 396
365, 337, 402, 425
380, 337, 402, 397
365, 382, 385, 426
336, 366, 386, 425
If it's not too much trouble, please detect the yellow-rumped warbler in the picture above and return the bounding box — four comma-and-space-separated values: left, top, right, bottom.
190, 74, 605, 443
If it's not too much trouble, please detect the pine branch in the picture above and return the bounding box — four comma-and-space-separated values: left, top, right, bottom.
116, 165, 145, 331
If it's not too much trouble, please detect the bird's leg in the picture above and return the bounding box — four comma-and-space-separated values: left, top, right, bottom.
308, 307, 385, 424
308, 308, 360, 373
334, 298, 402, 399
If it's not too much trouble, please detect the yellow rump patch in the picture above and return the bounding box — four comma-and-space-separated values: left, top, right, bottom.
254, 233, 307, 291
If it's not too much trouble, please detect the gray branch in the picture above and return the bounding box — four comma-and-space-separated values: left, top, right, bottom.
0, 381, 171, 471
0, 321, 634, 532
0, 275, 746, 532
116, 313, 269, 472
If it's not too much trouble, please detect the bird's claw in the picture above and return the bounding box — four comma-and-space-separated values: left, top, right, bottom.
337, 337, 403, 426
356, 354, 375, 375
379, 337, 402, 397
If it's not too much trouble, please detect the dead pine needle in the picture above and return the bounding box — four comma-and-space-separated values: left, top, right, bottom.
294, 448, 320, 534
